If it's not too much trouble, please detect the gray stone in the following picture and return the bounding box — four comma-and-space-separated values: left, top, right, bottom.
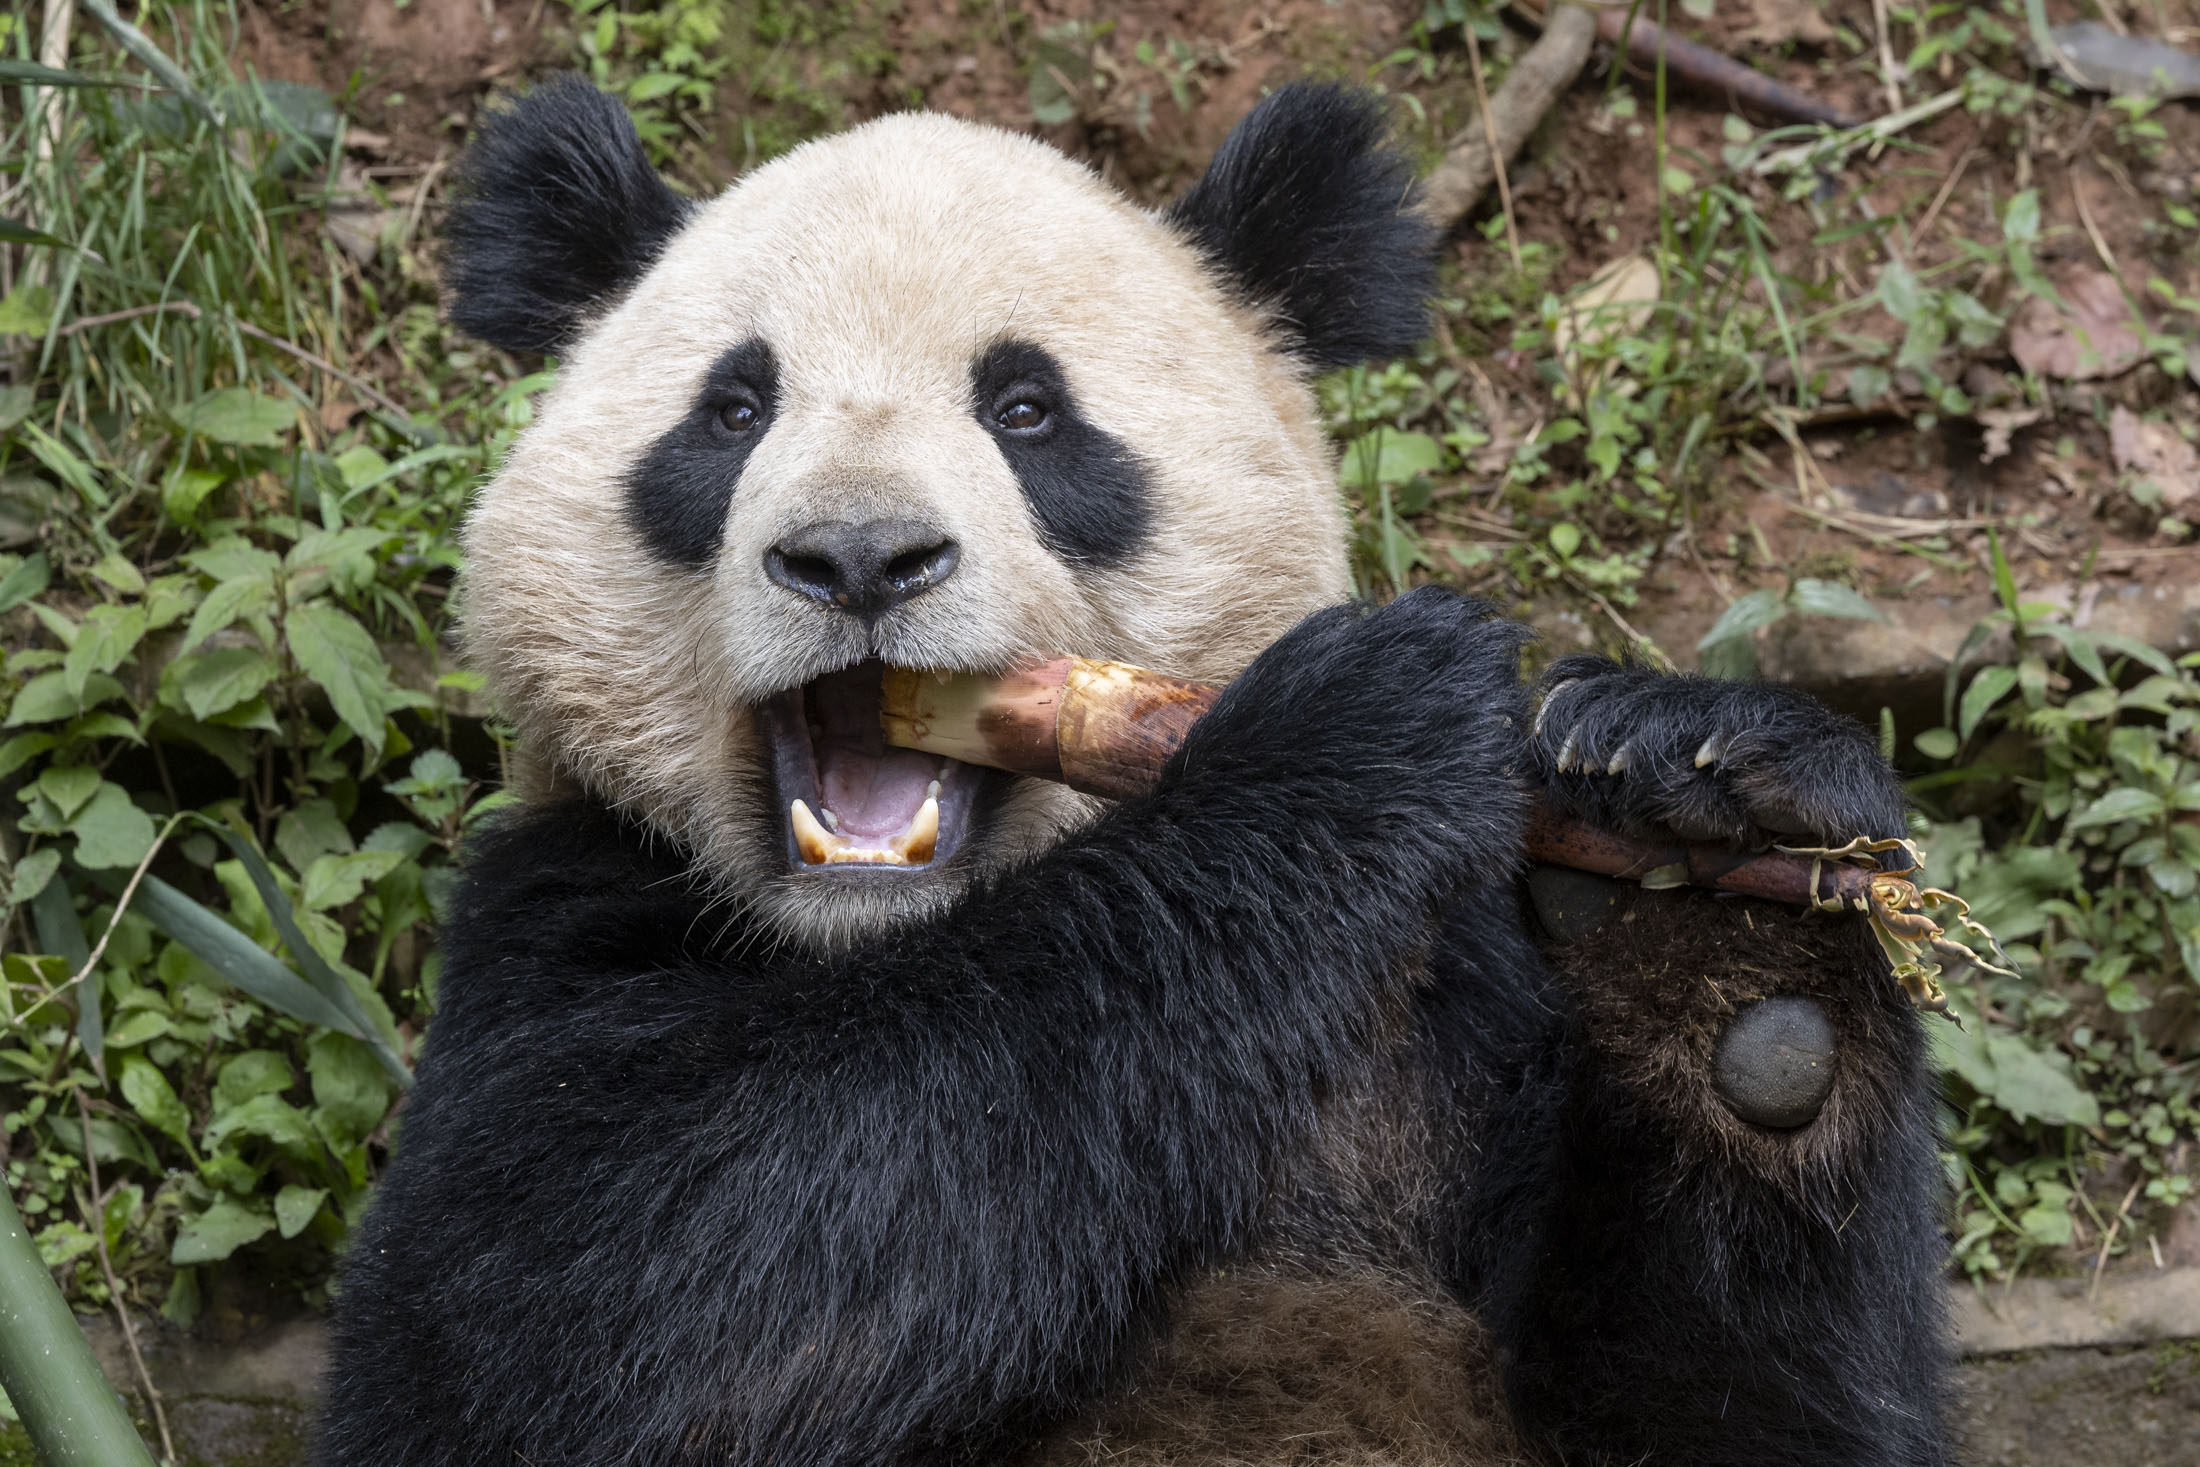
1712, 995, 1839, 1129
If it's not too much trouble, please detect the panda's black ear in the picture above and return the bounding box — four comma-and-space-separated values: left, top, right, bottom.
1163, 84, 1437, 370
442, 75, 694, 355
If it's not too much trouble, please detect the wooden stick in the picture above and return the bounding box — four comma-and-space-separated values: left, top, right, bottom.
879, 659, 1882, 909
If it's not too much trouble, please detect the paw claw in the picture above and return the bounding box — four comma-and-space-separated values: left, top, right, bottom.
1556, 731, 1580, 773
1694, 734, 1726, 769
1533, 680, 1578, 740
1605, 745, 1629, 776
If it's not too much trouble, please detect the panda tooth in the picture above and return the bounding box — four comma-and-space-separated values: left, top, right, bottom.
819, 807, 838, 831
893, 795, 939, 864
791, 800, 848, 864
925, 779, 940, 800
1694, 734, 1726, 769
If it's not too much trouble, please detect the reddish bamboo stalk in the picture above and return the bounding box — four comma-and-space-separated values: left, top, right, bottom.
878, 659, 1882, 909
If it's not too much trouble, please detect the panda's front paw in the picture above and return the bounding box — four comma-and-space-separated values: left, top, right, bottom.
1529, 655, 1907, 848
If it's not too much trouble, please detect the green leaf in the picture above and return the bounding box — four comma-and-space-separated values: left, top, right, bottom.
2019, 1202, 2075, 1248
2069, 787, 2167, 830
2028, 621, 2111, 688
1959, 665, 2019, 738
284, 603, 390, 758
8, 847, 62, 905
202, 1093, 316, 1153
309, 1031, 393, 1147
6, 669, 126, 726
2003, 188, 2041, 247
173, 388, 296, 447
162, 465, 228, 523
1342, 428, 1447, 486
1789, 579, 1888, 623
1983, 1034, 2100, 1127
275, 1184, 327, 1240
0, 553, 51, 615
1547, 522, 1582, 559
215, 1049, 295, 1108
332, 445, 389, 490
1697, 588, 1787, 652
1877, 260, 1927, 323
68, 784, 159, 870
170, 1198, 276, 1266
0, 732, 57, 779
36, 765, 102, 820
63, 604, 148, 698
301, 850, 405, 912
180, 571, 273, 651
118, 1053, 194, 1152
1914, 727, 1960, 760
0, 215, 65, 248
0, 282, 54, 337
1847, 364, 1892, 406
625, 70, 687, 102
175, 646, 279, 721
102, 1009, 171, 1049
0, 59, 116, 86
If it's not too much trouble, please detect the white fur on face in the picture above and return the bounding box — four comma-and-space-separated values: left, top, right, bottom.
460, 111, 1352, 947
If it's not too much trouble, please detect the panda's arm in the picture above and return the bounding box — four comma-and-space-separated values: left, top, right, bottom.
318, 588, 1530, 1467
1440, 661, 1953, 1466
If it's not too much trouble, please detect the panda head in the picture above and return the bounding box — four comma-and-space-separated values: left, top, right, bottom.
450, 76, 1437, 948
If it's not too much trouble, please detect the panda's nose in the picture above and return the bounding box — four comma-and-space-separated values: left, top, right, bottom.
764, 518, 961, 619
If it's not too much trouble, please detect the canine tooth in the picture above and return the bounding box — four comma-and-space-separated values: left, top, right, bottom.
1605, 745, 1630, 775
893, 795, 939, 864
925, 779, 940, 799
791, 800, 848, 865
1694, 734, 1726, 769
819, 807, 838, 831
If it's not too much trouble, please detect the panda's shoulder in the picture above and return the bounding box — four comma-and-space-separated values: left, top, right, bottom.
441, 797, 720, 982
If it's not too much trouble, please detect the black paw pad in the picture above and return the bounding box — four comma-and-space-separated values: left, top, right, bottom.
1712, 997, 1838, 1129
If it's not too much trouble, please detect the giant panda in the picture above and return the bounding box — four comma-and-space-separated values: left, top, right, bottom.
316, 76, 1952, 1467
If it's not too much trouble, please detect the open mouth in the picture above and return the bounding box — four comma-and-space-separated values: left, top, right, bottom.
760, 661, 982, 871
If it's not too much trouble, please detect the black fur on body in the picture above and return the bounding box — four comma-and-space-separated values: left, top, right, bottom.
319, 594, 1951, 1466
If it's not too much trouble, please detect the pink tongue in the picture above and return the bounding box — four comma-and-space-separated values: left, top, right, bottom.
809, 666, 938, 840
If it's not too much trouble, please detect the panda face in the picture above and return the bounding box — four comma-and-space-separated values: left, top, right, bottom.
449, 81, 1433, 948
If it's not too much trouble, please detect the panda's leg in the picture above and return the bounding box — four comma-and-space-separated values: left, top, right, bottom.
1450, 659, 1953, 1467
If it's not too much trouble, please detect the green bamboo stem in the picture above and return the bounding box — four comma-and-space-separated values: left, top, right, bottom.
0, 1185, 159, 1467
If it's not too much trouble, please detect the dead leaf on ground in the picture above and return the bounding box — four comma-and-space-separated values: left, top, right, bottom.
1554, 254, 1660, 401
1735, 0, 1835, 48
2110, 406, 2199, 510
2008, 269, 2148, 381
1977, 406, 2045, 464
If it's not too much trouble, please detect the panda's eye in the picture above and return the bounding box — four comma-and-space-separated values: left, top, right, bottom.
719, 398, 761, 434
996, 400, 1049, 434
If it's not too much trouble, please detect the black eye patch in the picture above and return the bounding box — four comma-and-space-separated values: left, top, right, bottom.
624, 338, 780, 568
969, 340, 1152, 569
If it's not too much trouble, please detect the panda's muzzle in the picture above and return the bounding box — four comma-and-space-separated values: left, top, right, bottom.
760, 660, 983, 871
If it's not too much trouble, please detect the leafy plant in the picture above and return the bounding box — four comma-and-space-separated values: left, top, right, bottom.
1911, 535, 2199, 1278
1, 2, 525, 1315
